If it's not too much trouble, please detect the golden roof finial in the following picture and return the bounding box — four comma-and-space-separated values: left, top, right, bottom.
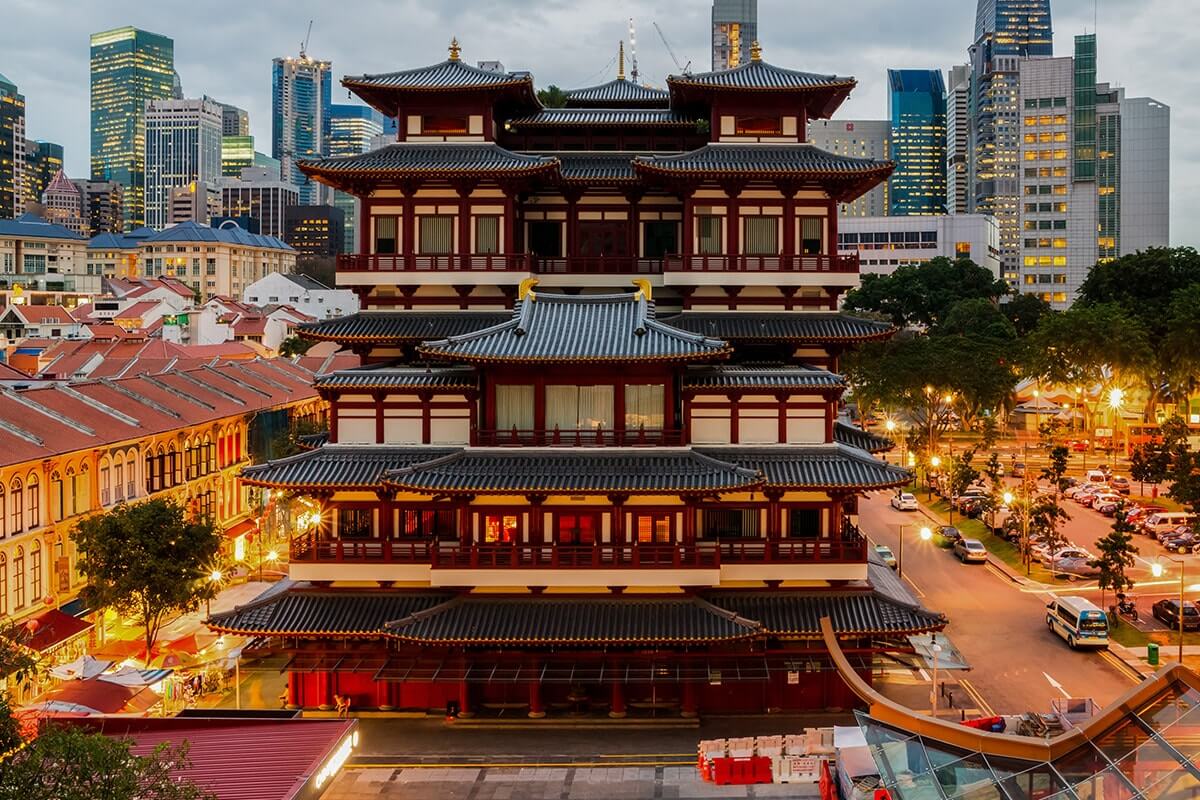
518, 277, 539, 302
631, 278, 652, 301
618, 41, 626, 81
448, 37, 461, 62
750, 40, 762, 62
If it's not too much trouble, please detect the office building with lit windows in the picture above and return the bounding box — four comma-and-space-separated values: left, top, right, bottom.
219, 167, 299, 240
73, 179, 124, 236
945, 66, 970, 215
272, 53, 332, 205
887, 70, 947, 216
329, 104, 385, 253
283, 204, 344, 257
807, 120, 890, 218
221, 134, 256, 177
24, 140, 64, 211
0, 73, 26, 219
838, 214, 1000, 278
143, 98, 223, 230
711, 0, 757, 71
1119, 96, 1170, 257
967, 0, 1053, 281
89, 27, 176, 230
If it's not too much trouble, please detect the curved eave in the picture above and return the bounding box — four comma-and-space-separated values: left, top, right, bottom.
237, 476, 379, 491
667, 78, 855, 120
632, 161, 894, 181
413, 347, 733, 366
682, 383, 845, 395
381, 478, 764, 496
313, 380, 476, 392
766, 474, 911, 492
205, 623, 381, 638
382, 632, 756, 646
299, 161, 560, 193
342, 77, 539, 119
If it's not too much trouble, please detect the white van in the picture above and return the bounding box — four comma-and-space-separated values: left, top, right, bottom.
1142, 512, 1195, 538
1085, 469, 1109, 485
1046, 596, 1109, 649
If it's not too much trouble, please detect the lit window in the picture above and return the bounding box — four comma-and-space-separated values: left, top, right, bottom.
484, 514, 518, 543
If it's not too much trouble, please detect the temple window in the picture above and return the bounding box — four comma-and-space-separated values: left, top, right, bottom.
373, 216, 398, 254
624, 384, 665, 431
787, 508, 822, 539
555, 513, 599, 545
735, 116, 782, 135
528, 221, 562, 257
495, 385, 534, 431
697, 216, 723, 254
635, 513, 673, 544
484, 513, 519, 544
421, 115, 468, 135
418, 216, 454, 254
800, 217, 824, 255
337, 508, 373, 539
642, 221, 678, 258
474, 216, 500, 254
699, 508, 761, 540
546, 385, 614, 432
743, 217, 778, 255
399, 509, 456, 539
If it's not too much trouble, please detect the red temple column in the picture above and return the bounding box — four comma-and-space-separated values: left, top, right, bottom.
318, 671, 334, 711
610, 678, 627, 719
458, 680, 474, 718
286, 671, 300, 709
681, 680, 698, 718
528, 660, 545, 719
376, 679, 393, 711
608, 495, 628, 546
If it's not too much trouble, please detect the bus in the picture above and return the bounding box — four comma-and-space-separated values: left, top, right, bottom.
1046, 596, 1109, 650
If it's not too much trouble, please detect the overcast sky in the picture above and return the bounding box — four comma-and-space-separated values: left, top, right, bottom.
4, 0, 1194, 245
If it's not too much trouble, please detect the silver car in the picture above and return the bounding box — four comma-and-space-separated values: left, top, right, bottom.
1051, 557, 1101, 581
954, 538, 988, 563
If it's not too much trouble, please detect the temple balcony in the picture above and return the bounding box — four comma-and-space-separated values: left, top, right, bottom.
663, 253, 859, 274
337, 252, 859, 277
473, 427, 685, 447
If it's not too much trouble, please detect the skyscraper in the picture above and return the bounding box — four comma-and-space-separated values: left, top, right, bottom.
0, 73, 26, 218
41, 169, 86, 235
222, 135, 257, 177
329, 104, 385, 252
219, 166, 299, 240
945, 65, 970, 215
24, 140, 64, 211
72, 179, 124, 236
807, 120, 891, 217
968, 0, 1053, 281
90, 26, 175, 230
887, 70, 947, 216
215, 101, 250, 137
272, 53, 332, 205
1119, 96, 1170, 256
143, 98, 223, 229
711, 0, 757, 71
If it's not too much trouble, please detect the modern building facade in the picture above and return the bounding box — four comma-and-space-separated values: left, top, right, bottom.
329, 104, 385, 253
23, 140, 64, 212
945, 65, 970, 215
168, 181, 221, 225
72, 180, 124, 237
807, 120, 890, 218
204, 40, 947, 719
1119, 96, 1170, 256
242, 271, 360, 320
219, 167, 299, 240
0, 73, 26, 219
215, 100, 250, 137
283, 205, 345, 257
143, 98, 223, 230
967, 0, 1053, 282
711, 0, 757, 71
271, 54, 332, 206
837, 214, 1001, 277
0, 214, 94, 294
221, 134, 256, 177
89, 27, 176, 230
40, 170, 86, 236
887, 70, 947, 216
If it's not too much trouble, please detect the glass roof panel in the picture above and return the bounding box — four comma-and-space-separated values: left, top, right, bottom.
1154, 706, 1200, 761
1135, 684, 1200, 733
1060, 764, 1137, 800
1111, 736, 1191, 795
1089, 715, 1157, 764
995, 767, 1073, 800
1137, 765, 1200, 800
860, 717, 932, 784
885, 771, 946, 800
934, 752, 1002, 799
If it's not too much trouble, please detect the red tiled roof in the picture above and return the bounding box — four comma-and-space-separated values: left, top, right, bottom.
0, 361, 32, 380
232, 317, 268, 336
115, 300, 161, 320
5, 305, 77, 325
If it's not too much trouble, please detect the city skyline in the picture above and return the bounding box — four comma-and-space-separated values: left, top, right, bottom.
0, 0, 1192, 244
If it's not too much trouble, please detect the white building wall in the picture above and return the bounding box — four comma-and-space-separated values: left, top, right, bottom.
242, 271, 360, 319
837, 214, 1001, 278
807, 120, 890, 218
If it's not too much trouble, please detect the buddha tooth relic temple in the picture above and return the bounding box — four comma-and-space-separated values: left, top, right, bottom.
208, 38, 946, 717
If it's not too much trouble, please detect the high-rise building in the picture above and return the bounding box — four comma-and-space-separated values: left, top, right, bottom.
284, 204, 345, 257
222, 134, 256, 177
168, 181, 221, 225
1016, 34, 1168, 308
219, 166, 299, 240
1119, 96, 1170, 256
72, 179, 124, 236
945, 65, 970, 215
329, 104, 385, 252
711, 0, 757, 71
89, 26, 176, 230
887, 70, 947, 216
41, 169, 86, 235
23, 140, 64, 211
143, 98, 223, 229
272, 53, 332, 205
968, 0, 1053, 281
0, 73, 26, 219
807, 120, 890, 217
215, 101, 250, 137
254, 151, 282, 173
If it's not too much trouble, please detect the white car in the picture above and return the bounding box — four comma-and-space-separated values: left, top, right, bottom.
891, 492, 919, 511
1041, 547, 1092, 567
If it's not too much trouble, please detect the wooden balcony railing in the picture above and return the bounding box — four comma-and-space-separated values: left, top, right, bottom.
290, 532, 434, 563
430, 543, 720, 570
716, 533, 866, 564
338, 254, 533, 272
474, 427, 685, 447
534, 256, 662, 274
662, 253, 860, 273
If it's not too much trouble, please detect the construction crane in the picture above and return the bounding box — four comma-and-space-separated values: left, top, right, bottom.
300, 19, 313, 58
627, 19, 639, 83
653, 21, 691, 75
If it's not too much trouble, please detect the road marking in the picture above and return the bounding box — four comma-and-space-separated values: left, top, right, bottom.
984, 563, 1012, 584
957, 678, 995, 717
903, 574, 927, 598
1043, 671, 1071, 698
1098, 650, 1145, 685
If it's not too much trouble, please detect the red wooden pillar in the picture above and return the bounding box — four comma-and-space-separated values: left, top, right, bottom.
766, 490, 783, 540
358, 199, 371, 255
681, 680, 698, 718
458, 680, 474, 718
527, 495, 546, 545
825, 198, 838, 257
458, 503, 472, 549
318, 671, 335, 710
374, 391, 385, 443
609, 677, 627, 719
328, 398, 339, 444
402, 189, 416, 270
680, 495, 697, 545
286, 671, 300, 709
725, 195, 740, 263
375, 679, 393, 710
782, 186, 797, 266
528, 660, 545, 718
608, 495, 627, 546
377, 491, 394, 560
682, 191, 695, 258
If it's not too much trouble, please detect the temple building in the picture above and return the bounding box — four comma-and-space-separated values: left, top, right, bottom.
210, 39, 944, 717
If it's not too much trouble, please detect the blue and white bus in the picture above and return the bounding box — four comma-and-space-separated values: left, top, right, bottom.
1046, 596, 1109, 649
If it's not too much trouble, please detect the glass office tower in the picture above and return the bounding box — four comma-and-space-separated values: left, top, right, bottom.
90, 27, 175, 230
888, 70, 947, 215
329, 104, 384, 252
0, 73, 25, 218
272, 54, 332, 206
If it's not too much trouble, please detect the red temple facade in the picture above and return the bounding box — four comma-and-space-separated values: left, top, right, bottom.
209, 39, 945, 717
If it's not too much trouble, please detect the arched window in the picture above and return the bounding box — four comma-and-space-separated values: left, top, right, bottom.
0, 554, 7, 616
29, 540, 41, 603
49, 471, 63, 523
0, 484, 6, 540
26, 473, 39, 529
10, 479, 22, 535
168, 443, 180, 488
202, 436, 213, 476
112, 455, 124, 503
13, 546, 25, 609
64, 467, 77, 517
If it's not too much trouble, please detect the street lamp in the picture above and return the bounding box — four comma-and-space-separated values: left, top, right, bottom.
1109, 387, 1128, 457
1152, 559, 1186, 664
898, 524, 933, 580
928, 456, 941, 500
205, 569, 223, 617
930, 641, 943, 715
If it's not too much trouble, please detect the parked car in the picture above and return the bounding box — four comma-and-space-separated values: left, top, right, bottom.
953, 489, 989, 511
891, 492, 919, 511
1127, 505, 1166, 526
1162, 532, 1200, 554
1076, 490, 1107, 508
937, 525, 962, 542
1086, 468, 1110, 484
874, 544, 897, 569
1157, 525, 1193, 545
1144, 513, 1197, 538
1092, 494, 1125, 515
1041, 547, 1092, 567
1067, 482, 1105, 501
1052, 557, 1102, 580
1011, 462, 1027, 478
959, 497, 989, 518
1065, 439, 1089, 452
954, 538, 989, 563
1109, 476, 1131, 495
1152, 599, 1200, 632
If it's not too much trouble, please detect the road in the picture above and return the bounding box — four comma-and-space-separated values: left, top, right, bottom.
860, 492, 1140, 716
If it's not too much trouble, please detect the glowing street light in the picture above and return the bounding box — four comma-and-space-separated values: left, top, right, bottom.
1109, 387, 1124, 409
1003, 491, 1014, 506
930, 456, 941, 469
898, 525, 934, 579
885, 419, 897, 433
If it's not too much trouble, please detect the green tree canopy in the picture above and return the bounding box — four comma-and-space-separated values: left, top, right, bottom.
842, 257, 1010, 329
1001, 293, 1052, 337
1025, 303, 1151, 389
536, 85, 568, 108
278, 335, 315, 358
1090, 510, 1138, 611
74, 499, 221, 657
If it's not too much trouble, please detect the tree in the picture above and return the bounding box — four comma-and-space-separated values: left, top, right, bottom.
536, 85, 568, 108
1130, 441, 1171, 494
1040, 445, 1071, 496
293, 256, 336, 289
1002, 293, 1052, 337
981, 451, 1005, 531
1090, 510, 1139, 613
1026, 304, 1151, 393
1005, 494, 1070, 571
842, 257, 1010, 329
0, 725, 216, 800
278, 335, 314, 358
73, 499, 221, 659
946, 447, 980, 524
